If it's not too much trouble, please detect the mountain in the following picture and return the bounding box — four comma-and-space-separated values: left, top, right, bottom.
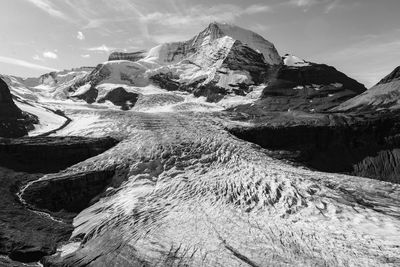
64, 23, 365, 112
229, 54, 366, 113
1, 23, 366, 119
335, 66, 400, 112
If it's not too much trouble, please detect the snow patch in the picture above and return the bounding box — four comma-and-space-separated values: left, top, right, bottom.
283, 54, 310, 67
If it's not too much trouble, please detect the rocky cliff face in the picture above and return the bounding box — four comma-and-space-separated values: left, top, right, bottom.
259, 63, 366, 112
229, 112, 400, 183
108, 51, 147, 62
22, 169, 116, 213
227, 61, 367, 113
0, 78, 36, 137
0, 136, 118, 173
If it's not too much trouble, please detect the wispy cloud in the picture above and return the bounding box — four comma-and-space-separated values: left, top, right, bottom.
288, 0, 320, 8
244, 4, 272, 15
43, 51, 58, 59
26, 0, 68, 20
87, 44, 115, 53
287, 0, 345, 13
81, 54, 91, 58
0, 56, 58, 72
141, 4, 272, 27
77, 31, 85, 40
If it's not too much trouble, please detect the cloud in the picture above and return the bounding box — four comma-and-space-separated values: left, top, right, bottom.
26, 0, 68, 20
287, 0, 344, 12
0, 56, 58, 72
244, 4, 272, 14
87, 45, 115, 53
141, 4, 271, 28
77, 31, 85, 40
81, 54, 91, 58
42, 51, 58, 59
288, 0, 320, 8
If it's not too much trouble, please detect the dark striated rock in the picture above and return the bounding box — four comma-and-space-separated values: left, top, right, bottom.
222, 40, 272, 85
256, 64, 366, 112
98, 87, 139, 110
377, 66, 400, 85
229, 112, 400, 183
272, 64, 366, 93
228, 64, 366, 113
193, 83, 228, 102
0, 136, 118, 173
69, 63, 111, 95
22, 169, 115, 213
108, 51, 147, 62
150, 73, 181, 91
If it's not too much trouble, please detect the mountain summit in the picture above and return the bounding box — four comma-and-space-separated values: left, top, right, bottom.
190, 22, 282, 65
110, 22, 282, 66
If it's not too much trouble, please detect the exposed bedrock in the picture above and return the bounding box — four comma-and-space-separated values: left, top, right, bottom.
229, 113, 400, 183
108, 51, 147, 62
0, 136, 118, 173
97, 87, 139, 110
0, 78, 37, 137
22, 169, 115, 213
0, 168, 73, 264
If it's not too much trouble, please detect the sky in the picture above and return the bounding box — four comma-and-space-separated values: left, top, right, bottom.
0, 0, 399, 88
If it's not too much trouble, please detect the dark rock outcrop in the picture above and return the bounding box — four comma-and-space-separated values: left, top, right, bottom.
254, 64, 367, 112
229, 112, 400, 183
74, 86, 98, 104
0, 168, 73, 265
0, 136, 118, 173
222, 40, 272, 85
98, 87, 139, 110
69, 63, 112, 95
0, 78, 36, 138
228, 63, 367, 113
150, 73, 181, 91
108, 51, 147, 62
22, 169, 115, 213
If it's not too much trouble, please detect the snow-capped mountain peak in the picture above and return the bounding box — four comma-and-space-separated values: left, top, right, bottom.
191, 22, 282, 65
